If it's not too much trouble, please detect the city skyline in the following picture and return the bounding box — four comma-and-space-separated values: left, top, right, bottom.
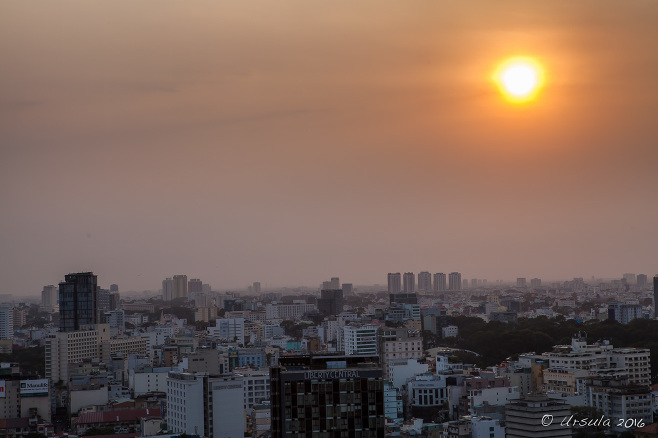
2, 1, 657, 296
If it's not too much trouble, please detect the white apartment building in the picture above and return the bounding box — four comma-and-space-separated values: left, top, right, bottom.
128, 366, 172, 396
208, 318, 245, 345
265, 303, 316, 320
441, 325, 458, 338
235, 368, 270, 410
388, 358, 429, 389
339, 325, 378, 356
100, 336, 149, 362
407, 374, 448, 408
167, 372, 244, 438
380, 329, 423, 380
166, 372, 205, 435
45, 324, 110, 383
540, 335, 651, 386
469, 416, 505, 438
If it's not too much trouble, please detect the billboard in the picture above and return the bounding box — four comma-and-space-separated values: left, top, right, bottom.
20, 379, 49, 397
0, 380, 5, 398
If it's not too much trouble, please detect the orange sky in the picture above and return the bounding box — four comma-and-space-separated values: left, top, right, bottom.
1, 1, 657, 294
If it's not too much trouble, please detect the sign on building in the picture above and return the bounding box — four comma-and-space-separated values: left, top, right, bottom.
20, 379, 49, 397
0, 380, 5, 398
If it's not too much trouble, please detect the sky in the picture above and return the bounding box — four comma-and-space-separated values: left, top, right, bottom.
2, 1, 657, 295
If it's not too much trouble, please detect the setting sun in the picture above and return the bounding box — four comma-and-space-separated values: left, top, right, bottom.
494, 57, 545, 103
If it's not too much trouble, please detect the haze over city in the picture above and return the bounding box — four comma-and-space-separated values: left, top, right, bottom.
2, 1, 657, 295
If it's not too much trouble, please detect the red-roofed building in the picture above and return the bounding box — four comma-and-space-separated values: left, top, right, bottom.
71, 408, 161, 435
635, 423, 658, 438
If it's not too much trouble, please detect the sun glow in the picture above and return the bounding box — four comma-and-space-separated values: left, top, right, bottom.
494, 57, 545, 103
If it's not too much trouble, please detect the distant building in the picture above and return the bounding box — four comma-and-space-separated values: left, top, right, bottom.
448, 272, 462, 291
516, 278, 526, 288
654, 277, 658, 318
403, 273, 415, 293
530, 278, 541, 288
109, 284, 119, 292
389, 293, 417, 305
41, 285, 58, 311
59, 272, 98, 332
0, 307, 13, 340
637, 274, 648, 289
162, 278, 174, 301
608, 302, 643, 324
188, 278, 203, 294
388, 273, 402, 293
173, 275, 188, 300
417, 272, 432, 292
341, 283, 353, 295
433, 273, 447, 292
252, 282, 261, 294
317, 289, 344, 316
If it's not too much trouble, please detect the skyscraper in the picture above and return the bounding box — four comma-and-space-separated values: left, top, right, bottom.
637, 274, 648, 289
388, 273, 401, 293
162, 277, 174, 301
59, 272, 98, 332
173, 274, 188, 299
403, 272, 415, 293
530, 278, 541, 288
516, 278, 527, 288
433, 273, 447, 292
417, 271, 432, 292
653, 276, 658, 318
448, 272, 461, 291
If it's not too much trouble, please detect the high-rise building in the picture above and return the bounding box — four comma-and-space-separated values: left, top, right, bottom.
318, 289, 344, 316
417, 272, 431, 292
188, 278, 203, 294
470, 278, 477, 288
637, 274, 647, 289
448, 272, 461, 291
653, 275, 658, 318
41, 285, 58, 311
109, 284, 119, 292
623, 273, 637, 285
270, 355, 385, 438
530, 278, 541, 288
97, 288, 110, 314
433, 273, 446, 292
253, 282, 261, 294
341, 283, 353, 296
340, 325, 379, 355
516, 278, 527, 288
329, 277, 340, 289
403, 272, 415, 293
59, 272, 98, 332
0, 306, 13, 340
162, 277, 174, 301
388, 273, 401, 293
173, 275, 188, 300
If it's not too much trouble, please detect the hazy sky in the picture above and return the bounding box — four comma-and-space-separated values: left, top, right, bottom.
2, 1, 657, 295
